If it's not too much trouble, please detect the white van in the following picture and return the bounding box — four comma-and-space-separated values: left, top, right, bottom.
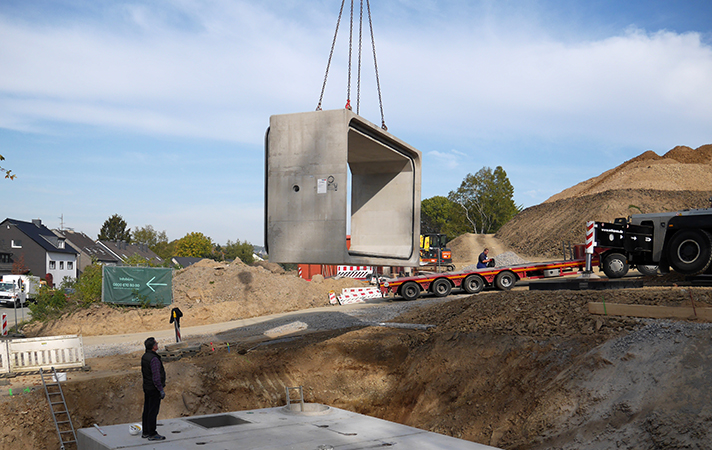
0, 275, 40, 306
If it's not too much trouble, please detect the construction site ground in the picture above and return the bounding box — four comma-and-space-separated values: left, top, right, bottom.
3, 144, 712, 450
4, 265, 712, 449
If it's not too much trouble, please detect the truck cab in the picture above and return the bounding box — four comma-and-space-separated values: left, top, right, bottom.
595, 207, 712, 277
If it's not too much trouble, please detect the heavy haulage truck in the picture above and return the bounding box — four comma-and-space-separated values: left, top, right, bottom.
594, 206, 712, 278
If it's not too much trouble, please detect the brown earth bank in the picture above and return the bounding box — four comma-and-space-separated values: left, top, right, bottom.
496, 189, 712, 258
23, 259, 366, 337
496, 144, 712, 258
4, 287, 712, 450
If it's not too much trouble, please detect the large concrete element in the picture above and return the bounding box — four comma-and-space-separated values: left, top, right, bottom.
76, 404, 501, 449
266, 109, 422, 266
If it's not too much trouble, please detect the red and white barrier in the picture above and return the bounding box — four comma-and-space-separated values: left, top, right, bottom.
337, 266, 374, 279
1, 313, 6, 336
328, 290, 339, 305
585, 221, 595, 254
337, 287, 382, 305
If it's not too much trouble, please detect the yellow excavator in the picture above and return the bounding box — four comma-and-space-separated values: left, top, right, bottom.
419, 234, 455, 272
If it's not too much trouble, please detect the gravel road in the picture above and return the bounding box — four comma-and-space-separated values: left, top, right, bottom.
84, 295, 465, 359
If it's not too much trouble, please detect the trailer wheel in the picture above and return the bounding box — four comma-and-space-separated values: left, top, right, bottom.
603, 253, 629, 278
431, 278, 452, 297
462, 274, 485, 294
494, 271, 516, 290
667, 229, 712, 275
400, 281, 421, 301
637, 265, 659, 276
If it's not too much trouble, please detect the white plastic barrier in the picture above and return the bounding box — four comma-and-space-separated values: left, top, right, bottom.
7, 335, 85, 373
0, 341, 9, 374
338, 287, 382, 305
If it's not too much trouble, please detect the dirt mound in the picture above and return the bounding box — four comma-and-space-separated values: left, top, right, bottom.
496, 143, 712, 258
497, 189, 712, 257
24, 261, 366, 337
448, 233, 513, 265
664, 144, 712, 164
545, 144, 712, 204
6, 287, 712, 450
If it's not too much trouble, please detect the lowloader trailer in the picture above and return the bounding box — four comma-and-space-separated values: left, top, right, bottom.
378, 258, 595, 300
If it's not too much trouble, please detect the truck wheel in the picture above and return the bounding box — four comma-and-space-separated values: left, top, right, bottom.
431, 279, 452, 297
462, 274, 485, 294
446, 264, 456, 272
667, 229, 712, 275
637, 265, 659, 276
400, 281, 421, 301
494, 271, 516, 290
603, 253, 629, 278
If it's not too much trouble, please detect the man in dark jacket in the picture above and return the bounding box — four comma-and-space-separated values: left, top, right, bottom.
141, 337, 166, 440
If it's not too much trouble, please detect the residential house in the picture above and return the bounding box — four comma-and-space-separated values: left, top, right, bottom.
97, 240, 163, 266
53, 229, 120, 274
0, 218, 79, 285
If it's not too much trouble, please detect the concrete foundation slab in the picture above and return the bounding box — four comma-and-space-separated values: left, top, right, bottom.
77, 404, 500, 450
265, 109, 422, 266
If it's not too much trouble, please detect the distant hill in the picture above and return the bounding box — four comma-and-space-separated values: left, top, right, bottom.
496, 144, 712, 258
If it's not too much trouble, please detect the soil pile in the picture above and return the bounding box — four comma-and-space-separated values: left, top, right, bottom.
448, 233, 522, 267
5, 287, 712, 450
497, 144, 712, 257
24, 259, 365, 337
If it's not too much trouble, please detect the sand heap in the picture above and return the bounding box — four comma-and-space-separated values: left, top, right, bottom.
497, 144, 712, 258
25, 259, 365, 337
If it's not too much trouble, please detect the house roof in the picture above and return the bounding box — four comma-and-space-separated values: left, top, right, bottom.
2, 218, 78, 255
54, 229, 120, 263
98, 240, 163, 264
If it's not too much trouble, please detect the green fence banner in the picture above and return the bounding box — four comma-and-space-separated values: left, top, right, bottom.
102, 266, 173, 306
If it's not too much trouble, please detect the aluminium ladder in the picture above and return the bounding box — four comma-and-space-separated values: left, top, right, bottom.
40, 367, 78, 449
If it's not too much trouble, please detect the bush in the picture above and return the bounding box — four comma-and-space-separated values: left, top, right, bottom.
62, 263, 103, 306
29, 286, 68, 321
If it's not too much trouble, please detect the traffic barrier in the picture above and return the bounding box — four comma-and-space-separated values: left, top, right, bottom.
0, 341, 9, 374
586, 221, 595, 254
7, 335, 85, 374
338, 287, 382, 305
1, 313, 6, 336
337, 266, 374, 279
328, 290, 338, 305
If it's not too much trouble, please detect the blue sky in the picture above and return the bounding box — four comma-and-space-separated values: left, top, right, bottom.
1, 0, 711, 246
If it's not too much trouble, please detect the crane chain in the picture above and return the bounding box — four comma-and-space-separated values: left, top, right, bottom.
317, 0, 387, 130
356, 0, 363, 114
317, 0, 347, 111
366, 0, 387, 130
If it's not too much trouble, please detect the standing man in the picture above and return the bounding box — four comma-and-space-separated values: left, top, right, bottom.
477, 248, 492, 269
141, 337, 166, 441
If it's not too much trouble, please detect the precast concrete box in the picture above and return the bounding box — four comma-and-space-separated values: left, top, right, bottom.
265, 109, 422, 266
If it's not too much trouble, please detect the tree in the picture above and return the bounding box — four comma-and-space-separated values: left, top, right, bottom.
223, 239, 255, 264
11, 254, 29, 274
448, 166, 521, 234
152, 240, 177, 260
1, 154, 15, 180
132, 225, 168, 249
421, 196, 469, 238
98, 214, 131, 242
175, 232, 213, 258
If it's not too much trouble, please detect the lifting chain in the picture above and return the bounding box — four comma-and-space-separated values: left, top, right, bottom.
316, 0, 387, 130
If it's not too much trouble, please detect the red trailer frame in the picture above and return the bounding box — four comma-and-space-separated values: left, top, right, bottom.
378, 256, 600, 300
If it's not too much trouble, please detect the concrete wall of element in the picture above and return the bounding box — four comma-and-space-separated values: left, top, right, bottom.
266, 109, 422, 266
